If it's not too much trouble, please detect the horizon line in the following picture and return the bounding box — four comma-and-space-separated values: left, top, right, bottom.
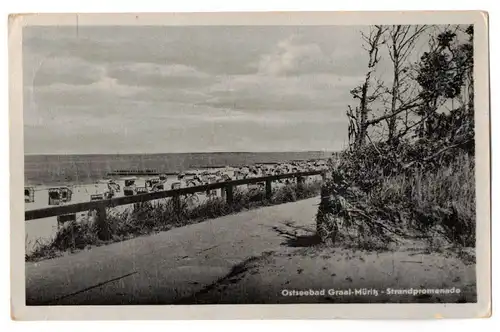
24, 150, 340, 156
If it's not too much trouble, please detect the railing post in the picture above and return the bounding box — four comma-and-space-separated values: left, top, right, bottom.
172, 193, 181, 216
297, 176, 304, 191
265, 180, 272, 201
225, 184, 233, 206
96, 204, 110, 241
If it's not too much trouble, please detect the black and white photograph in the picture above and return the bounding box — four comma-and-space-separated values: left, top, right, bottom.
9, 12, 490, 319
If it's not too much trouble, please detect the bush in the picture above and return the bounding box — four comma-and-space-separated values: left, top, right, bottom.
316, 141, 475, 250
51, 218, 99, 251
273, 184, 297, 203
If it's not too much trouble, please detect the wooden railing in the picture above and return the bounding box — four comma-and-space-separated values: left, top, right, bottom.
25, 170, 325, 239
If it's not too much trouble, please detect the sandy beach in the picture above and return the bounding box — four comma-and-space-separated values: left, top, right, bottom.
25, 162, 326, 253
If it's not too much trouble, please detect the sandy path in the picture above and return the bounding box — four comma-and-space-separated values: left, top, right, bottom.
184, 243, 476, 304
26, 197, 321, 305
25, 195, 475, 305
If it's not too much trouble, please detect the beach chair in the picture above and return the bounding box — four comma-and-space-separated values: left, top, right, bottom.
24, 187, 35, 203
107, 180, 121, 194
154, 178, 164, 190
145, 178, 156, 190
185, 179, 196, 187
90, 194, 104, 201
152, 182, 164, 191
48, 188, 62, 206
136, 187, 148, 194
150, 176, 166, 191
59, 187, 72, 203
197, 175, 207, 184
123, 177, 138, 196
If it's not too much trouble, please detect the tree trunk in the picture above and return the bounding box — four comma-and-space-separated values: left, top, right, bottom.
388, 44, 400, 142
357, 79, 370, 148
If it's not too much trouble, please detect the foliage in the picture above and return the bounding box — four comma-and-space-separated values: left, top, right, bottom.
416, 26, 474, 141
317, 24, 475, 253
317, 144, 475, 250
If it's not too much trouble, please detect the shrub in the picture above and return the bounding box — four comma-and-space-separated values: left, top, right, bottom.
273, 184, 297, 203
316, 141, 475, 250
51, 218, 99, 251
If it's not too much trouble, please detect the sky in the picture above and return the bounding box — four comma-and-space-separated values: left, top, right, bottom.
22, 25, 430, 154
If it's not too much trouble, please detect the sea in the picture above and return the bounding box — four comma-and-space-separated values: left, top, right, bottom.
24, 151, 332, 186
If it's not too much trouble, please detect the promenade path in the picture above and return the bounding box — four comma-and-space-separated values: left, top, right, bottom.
26, 197, 321, 305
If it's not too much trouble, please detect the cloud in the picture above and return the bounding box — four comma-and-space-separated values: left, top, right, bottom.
107, 62, 213, 88
257, 35, 332, 76
28, 76, 141, 110
23, 26, 282, 76
30, 56, 105, 86
22, 26, 375, 153
201, 73, 363, 111
255, 32, 370, 78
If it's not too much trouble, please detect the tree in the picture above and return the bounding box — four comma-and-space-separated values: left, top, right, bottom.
415, 25, 473, 141
385, 25, 427, 142
347, 25, 387, 149
346, 24, 473, 153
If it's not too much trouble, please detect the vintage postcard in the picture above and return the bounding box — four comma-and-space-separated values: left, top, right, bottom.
9, 11, 490, 319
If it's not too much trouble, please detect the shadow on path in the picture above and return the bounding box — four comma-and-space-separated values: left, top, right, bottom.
271, 220, 322, 248
173, 251, 274, 304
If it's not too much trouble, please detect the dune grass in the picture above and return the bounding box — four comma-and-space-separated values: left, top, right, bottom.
317, 146, 475, 255
26, 179, 323, 262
